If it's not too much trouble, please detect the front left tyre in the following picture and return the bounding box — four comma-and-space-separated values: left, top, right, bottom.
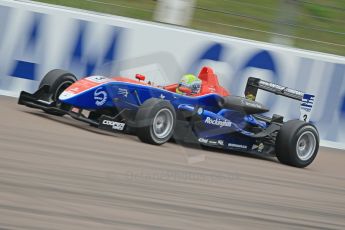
135, 98, 176, 145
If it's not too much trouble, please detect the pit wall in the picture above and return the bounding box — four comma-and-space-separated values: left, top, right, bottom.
1, 0, 345, 148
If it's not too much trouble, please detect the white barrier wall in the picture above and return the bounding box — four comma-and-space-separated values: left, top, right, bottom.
0, 0, 345, 147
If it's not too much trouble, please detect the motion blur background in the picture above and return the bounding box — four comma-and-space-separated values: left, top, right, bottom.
34, 0, 345, 56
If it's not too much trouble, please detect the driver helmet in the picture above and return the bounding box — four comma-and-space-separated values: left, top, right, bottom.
176, 74, 202, 95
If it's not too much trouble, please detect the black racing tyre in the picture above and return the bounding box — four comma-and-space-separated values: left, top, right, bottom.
39, 69, 77, 116
276, 120, 319, 168
135, 98, 176, 145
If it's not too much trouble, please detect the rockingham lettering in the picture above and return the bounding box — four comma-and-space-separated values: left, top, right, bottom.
205, 117, 232, 128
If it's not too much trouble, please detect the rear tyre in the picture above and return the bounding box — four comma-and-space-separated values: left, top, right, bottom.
276, 120, 319, 168
135, 98, 176, 145
39, 69, 77, 116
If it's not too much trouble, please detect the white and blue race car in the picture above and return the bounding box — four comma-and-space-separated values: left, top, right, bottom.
18, 66, 319, 167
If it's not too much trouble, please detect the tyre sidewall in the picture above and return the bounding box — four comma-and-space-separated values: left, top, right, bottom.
50, 76, 76, 102
276, 120, 319, 168
136, 99, 176, 145
39, 69, 77, 102
39, 69, 77, 116
149, 106, 175, 144
289, 124, 319, 167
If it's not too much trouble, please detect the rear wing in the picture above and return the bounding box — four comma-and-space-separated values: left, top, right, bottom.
245, 77, 315, 122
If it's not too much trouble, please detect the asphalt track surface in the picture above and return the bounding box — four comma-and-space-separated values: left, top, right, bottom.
0, 96, 344, 230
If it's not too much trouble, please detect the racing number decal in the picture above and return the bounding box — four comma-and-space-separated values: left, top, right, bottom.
300, 94, 315, 122
303, 114, 308, 122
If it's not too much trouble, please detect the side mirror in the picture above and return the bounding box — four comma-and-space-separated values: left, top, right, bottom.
135, 74, 145, 81
178, 86, 192, 95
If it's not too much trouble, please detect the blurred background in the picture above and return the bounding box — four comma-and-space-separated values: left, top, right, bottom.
34, 0, 345, 56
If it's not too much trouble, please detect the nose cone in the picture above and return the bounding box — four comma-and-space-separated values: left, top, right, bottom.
58, 76, 110, 105
59, 91, 75, 101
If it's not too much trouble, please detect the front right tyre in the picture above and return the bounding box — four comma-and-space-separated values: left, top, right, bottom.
39, 69, 77, 116
276, 120, 319, 168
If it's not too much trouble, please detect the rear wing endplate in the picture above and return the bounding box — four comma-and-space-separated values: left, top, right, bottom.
245, 77, 315, 122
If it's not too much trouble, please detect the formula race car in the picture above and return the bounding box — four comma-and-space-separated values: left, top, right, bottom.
18, 66, 319, 167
